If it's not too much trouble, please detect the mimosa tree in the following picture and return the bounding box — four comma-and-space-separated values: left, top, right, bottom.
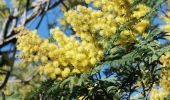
0, 0, 170, 100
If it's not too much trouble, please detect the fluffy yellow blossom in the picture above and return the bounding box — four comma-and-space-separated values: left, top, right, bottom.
133, 20, 150, 33
116, 30, 135, 45
72, 69, 81, 74
132, 4, 150, 18
55, 68, 62, 75
61, 67, 71, 78
41, 56, 48, 63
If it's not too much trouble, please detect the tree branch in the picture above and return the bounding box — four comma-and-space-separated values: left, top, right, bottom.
0, 0, 63, 46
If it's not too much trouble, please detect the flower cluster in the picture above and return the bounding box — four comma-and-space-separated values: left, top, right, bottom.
16, 0, 151, 80
150, 52, 170, 99
150, 88, 168, 100
16, 27, 103, 80
63, 0, 150, 45
132, 4, 150, 18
